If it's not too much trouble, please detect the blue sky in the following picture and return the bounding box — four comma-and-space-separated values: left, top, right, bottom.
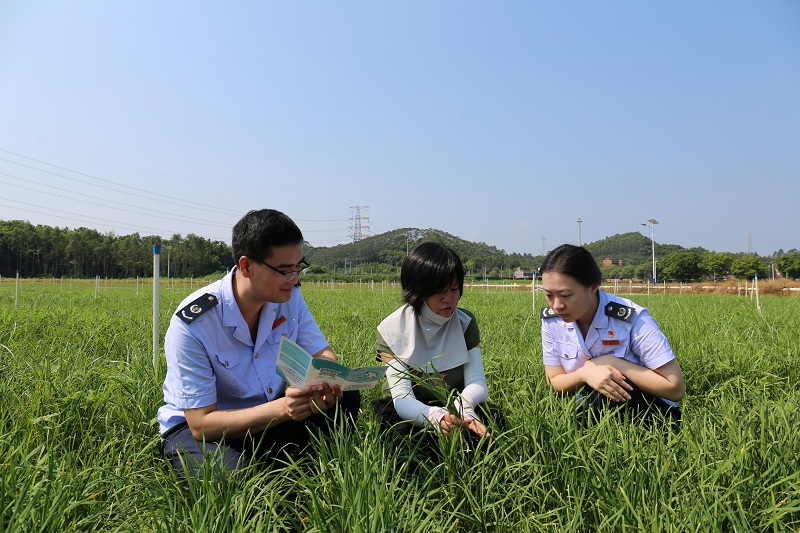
1, 1, 798, 257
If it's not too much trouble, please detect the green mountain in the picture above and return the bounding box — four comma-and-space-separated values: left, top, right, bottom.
303, 229, 701, 274
304, 228, 540, 274
584, 232, 703, 265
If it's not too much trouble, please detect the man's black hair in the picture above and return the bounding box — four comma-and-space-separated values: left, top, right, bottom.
231, 209, 303, 263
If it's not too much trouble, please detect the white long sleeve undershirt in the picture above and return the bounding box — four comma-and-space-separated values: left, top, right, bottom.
386, 346, 489, 428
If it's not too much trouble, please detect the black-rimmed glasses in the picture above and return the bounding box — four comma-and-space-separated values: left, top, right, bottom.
250, 257, 309, 282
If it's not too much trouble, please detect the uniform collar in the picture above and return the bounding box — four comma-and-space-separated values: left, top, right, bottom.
559, 290, 609, 349
590, 290, 611, 330
220, 267, 257, 345
580, 290, 607, 348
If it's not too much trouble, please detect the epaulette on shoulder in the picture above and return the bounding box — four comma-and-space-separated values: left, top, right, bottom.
540, 306, 559, 320
176, 293, 219, 324
604, 301, 635, 323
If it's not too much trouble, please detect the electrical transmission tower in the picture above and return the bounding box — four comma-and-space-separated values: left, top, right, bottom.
349, 206, 370, 242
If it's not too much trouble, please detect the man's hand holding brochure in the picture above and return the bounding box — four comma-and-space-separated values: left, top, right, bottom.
276, 337, 387, 391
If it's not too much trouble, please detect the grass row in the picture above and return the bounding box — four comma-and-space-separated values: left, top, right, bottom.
1, 283, 798, 531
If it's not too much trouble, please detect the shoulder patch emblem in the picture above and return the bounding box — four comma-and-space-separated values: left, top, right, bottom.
540, 306, 559, 319
605, 301, 635, 323
176, 293, 219, 324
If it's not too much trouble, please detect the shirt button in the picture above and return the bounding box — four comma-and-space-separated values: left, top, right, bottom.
267, 388, 273, 395
254, 352, 259, 359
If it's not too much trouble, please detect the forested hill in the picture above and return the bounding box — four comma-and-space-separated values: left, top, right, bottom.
304, 229, 708, 274
583, 232, 705, 265
304, 228, 539, 275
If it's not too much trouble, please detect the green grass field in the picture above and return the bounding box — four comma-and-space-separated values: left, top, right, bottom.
1, 279, 798, 532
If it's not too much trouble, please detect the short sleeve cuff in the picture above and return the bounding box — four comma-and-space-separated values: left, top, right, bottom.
644, 352, 676, 371
543, 355, 564, 367
164, 391, 217, 410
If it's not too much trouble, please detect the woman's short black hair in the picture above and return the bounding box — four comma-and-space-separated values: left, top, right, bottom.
539, 244, 602, 287
231, 209, 303, 263
401, 242, 464, 314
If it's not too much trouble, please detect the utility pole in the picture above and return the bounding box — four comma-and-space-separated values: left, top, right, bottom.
641, 219, 659, 284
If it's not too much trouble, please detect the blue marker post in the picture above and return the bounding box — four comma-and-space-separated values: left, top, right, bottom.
153, 245, 161, 368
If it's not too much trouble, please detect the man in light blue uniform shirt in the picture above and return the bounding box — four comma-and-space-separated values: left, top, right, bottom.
158, 209, 360, 476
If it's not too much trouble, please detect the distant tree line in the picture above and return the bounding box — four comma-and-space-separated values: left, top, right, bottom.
0, 220, 230, 279
2, 220, 798, 281
586, 232, 800, 282
599, 250, 800, 283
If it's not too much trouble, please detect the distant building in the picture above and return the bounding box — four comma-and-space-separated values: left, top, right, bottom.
513, 268, 535, 279
602, 258, 624, 266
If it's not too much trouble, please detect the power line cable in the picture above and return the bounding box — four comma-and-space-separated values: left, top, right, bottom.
0, 200, 234, 240
0, 147, 353, 245
0, 172, 233, 228
0, 149, 243, 216
2, 195, 349, 246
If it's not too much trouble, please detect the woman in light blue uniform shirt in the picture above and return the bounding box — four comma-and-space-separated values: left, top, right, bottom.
540, 244, 685, 425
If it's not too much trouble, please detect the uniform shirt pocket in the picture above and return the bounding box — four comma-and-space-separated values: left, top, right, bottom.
593, 338, 629, 359
551, 342, 587, 373
212, 351, 248, 398
553, 342, 581, 360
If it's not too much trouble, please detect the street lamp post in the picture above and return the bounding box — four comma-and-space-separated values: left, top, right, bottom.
641, 219, 659, 284
576, 218, 583, 246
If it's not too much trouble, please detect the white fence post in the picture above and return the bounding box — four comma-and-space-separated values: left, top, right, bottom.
153, 245, 161, 369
